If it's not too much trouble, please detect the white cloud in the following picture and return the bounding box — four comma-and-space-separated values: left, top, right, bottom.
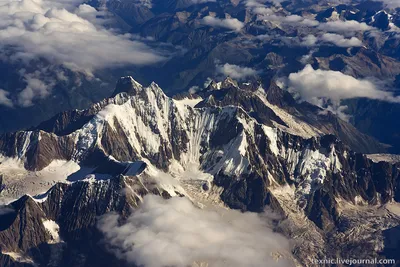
280, 14, 303, 22
246, 0, 285, 7
377, 0, 400, 8
256, 31, 362, 49
277, 32, 364, 48
245, 0, 269, 8
153, 0, 215, 8
201, 16, 244, 32
255, 33, 271, 40
17, 72, 55, 107
252, 6, 274, 15
288, 64, 400, 104
283, 15, 319, 26
187, 0, 216, 4
98, 195, 292, 267
320, 33, 363, 47
318, 20, 373, 33
0, 2, 165, 72
301, 35, 318, 46
258, 13, 319, 26
0, 0, 167, 106
216, 63, 260, 80
301, 18, 320, 27
135, 0, 152, 8
245, 1, 319, 27
204, 77, 213, 87
0, 89, 13, 108
188, 86, 200, 94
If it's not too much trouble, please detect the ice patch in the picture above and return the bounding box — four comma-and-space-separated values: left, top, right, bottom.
263, 126, 279, 155
173, 97, 203, 107
0, 159, 78, 202
367, 154, 400, 164
43, 220, 61, 243
74, 116, 104, 159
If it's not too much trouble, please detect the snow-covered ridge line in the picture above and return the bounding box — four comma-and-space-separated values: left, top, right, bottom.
367, 153, 400, 163
0, 76, 393, 209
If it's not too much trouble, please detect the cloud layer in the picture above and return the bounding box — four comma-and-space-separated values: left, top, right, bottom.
98, 195, 292, 267
0, 1, 164, 73
245, 0, 371, 49
0, 0, 166, 106
288, 64, 400, 103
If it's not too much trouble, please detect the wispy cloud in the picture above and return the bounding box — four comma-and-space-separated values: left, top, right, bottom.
201, 16, 244, 32
0, 89, 13, 108
216, 63, 260, 80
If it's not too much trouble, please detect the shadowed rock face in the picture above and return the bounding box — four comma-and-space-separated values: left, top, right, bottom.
0, 196, 50, 254
101, 118, 140, 163
196, 84, 287, 128
215, 129, 400, 217
372, 11, 390, 31
0, 132, 75, 171
35, 110, 95, 137
0, 175, 172, 267
195, 79, 387, 154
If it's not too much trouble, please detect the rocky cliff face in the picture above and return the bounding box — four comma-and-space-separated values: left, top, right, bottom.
0, 174, 175, 267
0, 77, 399, 266
196, 79, 387, 154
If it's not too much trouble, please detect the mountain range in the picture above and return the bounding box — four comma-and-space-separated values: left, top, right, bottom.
0, 77, 399, 266
1, 0, 400, 266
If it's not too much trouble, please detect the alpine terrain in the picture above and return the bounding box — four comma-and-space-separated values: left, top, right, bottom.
0, 76, 399, 266
0, 0, 400, 266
